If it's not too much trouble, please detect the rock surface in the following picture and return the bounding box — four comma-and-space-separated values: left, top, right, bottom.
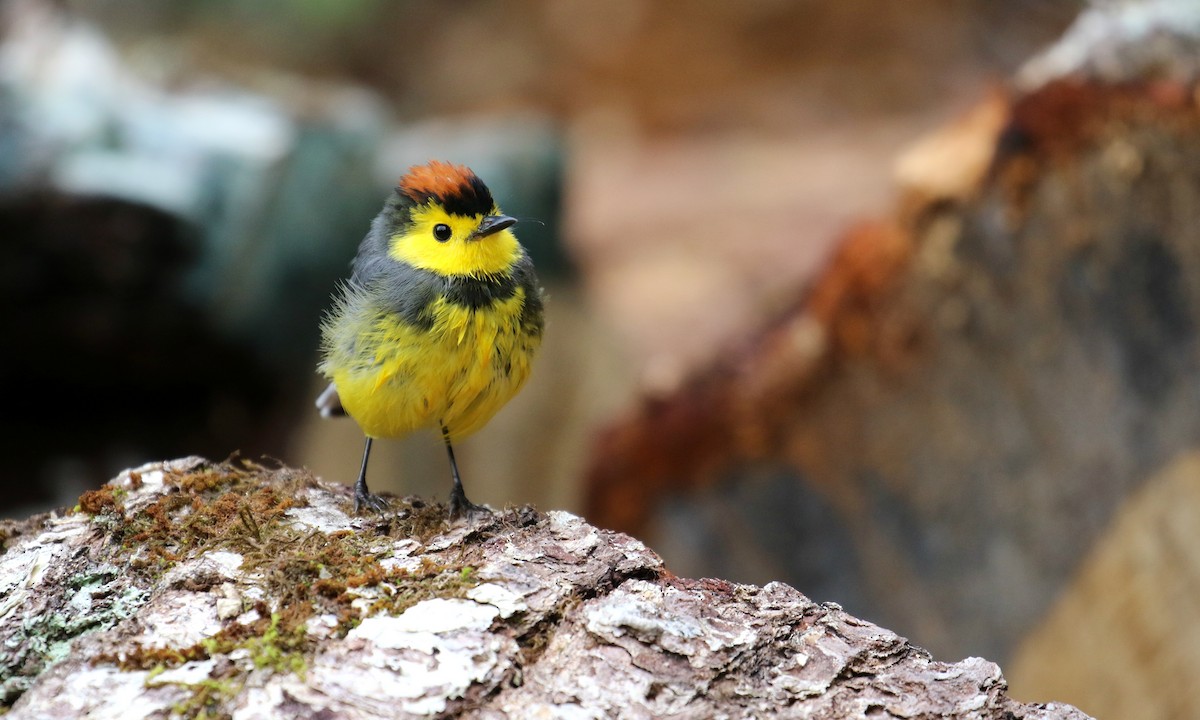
1, 458, 1090, 719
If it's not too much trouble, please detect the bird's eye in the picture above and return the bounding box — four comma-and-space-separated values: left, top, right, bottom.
433, 224, 452, 242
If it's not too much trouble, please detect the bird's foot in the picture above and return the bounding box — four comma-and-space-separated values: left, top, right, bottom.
354, 488, 391, 515
448, 489, 491, 521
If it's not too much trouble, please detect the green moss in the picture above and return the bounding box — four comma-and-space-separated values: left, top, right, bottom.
245, 612, 307, 677
79, 458, 486, 720
147, 675, 241, 720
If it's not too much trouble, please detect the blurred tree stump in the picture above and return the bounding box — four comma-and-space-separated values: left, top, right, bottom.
1, 459, 1089, 719
582, 68, 1200, 670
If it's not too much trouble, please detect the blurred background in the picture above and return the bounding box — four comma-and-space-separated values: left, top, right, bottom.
7, 0, 1200, 717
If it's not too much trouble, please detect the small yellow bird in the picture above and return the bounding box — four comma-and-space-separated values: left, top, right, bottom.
316, 161, 544, 517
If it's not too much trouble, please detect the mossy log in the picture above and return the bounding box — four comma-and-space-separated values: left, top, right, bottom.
0, 458, 1089, 719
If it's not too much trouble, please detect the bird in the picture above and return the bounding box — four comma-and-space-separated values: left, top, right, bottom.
316, 161, 544, 518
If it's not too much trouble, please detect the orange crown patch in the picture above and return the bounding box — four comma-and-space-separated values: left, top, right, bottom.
397, 161, 495, 217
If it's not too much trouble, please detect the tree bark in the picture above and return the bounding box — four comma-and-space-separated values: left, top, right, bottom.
1, 458, 1089, 719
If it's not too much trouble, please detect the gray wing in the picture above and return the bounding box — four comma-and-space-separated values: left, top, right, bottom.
511, 251, 545, 338
316, 215, 445, 418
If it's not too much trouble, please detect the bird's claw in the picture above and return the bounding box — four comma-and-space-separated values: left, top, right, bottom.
448, 491, 491, 521
354, 490, 391, 515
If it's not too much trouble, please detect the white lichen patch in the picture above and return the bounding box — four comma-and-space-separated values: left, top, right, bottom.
377, 555, 423, 575
305, 613, 341, 639
113, 457, 205, 513
500, 511, 600, 563
585, 581, 704, 651
117, 467, 164, 492
232, 682, 294, 720
465, 583, 527, 619
0, 512, 94, 629
422, 522, 482, 553
505, 701, 606, 720
307, 624, 513, 717
377, 540, 422, 572
128, 553, 248, 647
150, 659, 218, 686
234, 607, 263, 627
545, 509, 595, 535
769, 652, 830, 699
127, 590, 226, 649
34, 512, 93, 544
160, 551, 245, 587
285, 503, 353, 533
65, 564, 124, 617
354, 598, 499, 639
7, 665, 177, 720
0, 545, 59, 625
272, 599, 513, 717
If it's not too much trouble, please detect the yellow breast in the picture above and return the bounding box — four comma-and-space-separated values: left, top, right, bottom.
330, 287, 538, 441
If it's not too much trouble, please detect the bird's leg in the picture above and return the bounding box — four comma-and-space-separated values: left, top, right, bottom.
443, 425, 489, 519
353, 436, 390, 514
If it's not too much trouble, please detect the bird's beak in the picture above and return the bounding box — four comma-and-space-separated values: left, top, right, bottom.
472, 214, 517, 240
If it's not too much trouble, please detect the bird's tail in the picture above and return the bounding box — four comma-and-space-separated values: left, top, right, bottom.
315, 383, 347, 418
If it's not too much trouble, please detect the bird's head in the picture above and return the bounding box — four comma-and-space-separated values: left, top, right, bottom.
385, 161, 520, 277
